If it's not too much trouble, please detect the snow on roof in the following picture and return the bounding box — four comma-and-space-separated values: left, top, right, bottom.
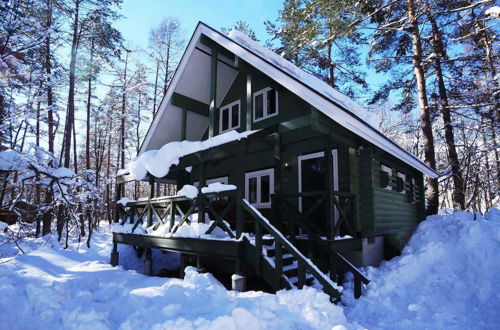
227, 30, 379, 128
125, 130, 257, 181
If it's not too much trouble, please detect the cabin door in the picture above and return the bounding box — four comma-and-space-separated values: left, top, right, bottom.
298, 150, 338, 235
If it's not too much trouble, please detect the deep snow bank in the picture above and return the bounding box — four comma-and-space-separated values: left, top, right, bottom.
1, 209, 499, 329
0, 226, 348, 330
344, 208, 500, 329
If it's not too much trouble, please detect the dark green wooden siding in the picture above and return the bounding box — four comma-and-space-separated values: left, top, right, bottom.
371, 152, 425, 249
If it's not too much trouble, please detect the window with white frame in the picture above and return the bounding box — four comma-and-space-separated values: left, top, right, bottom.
219, 100, 240, 133
396, 172, 406, 193
380, 164, 393, 190
253, 87, 278, 122
245, 169, 274, 208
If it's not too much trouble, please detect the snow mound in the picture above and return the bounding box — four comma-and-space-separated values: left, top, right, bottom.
125, 130, 256, 181
227, 30, 379, 128
344, 208, 500, 329
0, 226, 349, 329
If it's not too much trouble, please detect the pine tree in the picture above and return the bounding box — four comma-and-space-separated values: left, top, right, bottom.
266, 0, 368, 98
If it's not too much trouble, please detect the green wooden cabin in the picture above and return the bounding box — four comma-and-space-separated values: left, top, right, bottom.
112, 23, 438, 300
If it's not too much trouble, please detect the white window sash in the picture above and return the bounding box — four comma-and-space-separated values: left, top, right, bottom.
253, 87, 279, 123
381, 164, 393, 190
219, 100, 241, 134
245, 168, 274, 208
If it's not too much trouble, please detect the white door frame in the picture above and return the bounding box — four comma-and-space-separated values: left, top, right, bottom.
298, 149, 339, 221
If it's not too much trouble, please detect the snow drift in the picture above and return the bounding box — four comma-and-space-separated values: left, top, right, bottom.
344, 208, 500, 329
0, 209, 499, 329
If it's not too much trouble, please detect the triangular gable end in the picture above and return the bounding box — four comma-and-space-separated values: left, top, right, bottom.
140, 22, 438, 179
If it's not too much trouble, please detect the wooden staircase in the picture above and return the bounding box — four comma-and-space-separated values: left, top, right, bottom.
240, 199, 370, 301
261, 238, 315, 287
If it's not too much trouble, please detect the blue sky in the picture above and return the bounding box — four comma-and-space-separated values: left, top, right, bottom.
116, 0, 282, 49
113, 0, 389, 106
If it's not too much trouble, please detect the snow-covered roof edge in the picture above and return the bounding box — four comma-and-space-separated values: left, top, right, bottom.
141, 22, 438, 179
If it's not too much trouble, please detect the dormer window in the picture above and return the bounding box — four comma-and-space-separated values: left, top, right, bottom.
253, 87, 278, 122
219, 100, 240, 133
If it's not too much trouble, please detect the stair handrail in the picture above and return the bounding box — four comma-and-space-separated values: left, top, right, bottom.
241, 199, 342, 300
273, 193, 369, 298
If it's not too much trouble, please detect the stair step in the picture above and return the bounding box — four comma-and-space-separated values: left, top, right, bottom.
290, 274, 315, 287
284, 267, 298, 278
262, 238, 274, 246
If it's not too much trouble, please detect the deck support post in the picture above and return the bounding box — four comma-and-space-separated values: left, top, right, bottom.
196, 255, 203, 271
110, 243, 119, 266
325, 135, 335, 240
179, 254, 187, 278
143, 248, 153, 276
231, 274, 246, 292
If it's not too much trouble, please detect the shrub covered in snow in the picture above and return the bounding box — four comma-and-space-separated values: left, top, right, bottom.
0, 145, 103, 247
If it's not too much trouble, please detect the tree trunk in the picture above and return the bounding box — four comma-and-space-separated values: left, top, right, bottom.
62, 0, 80, 169
86, 39, 94, 170
428, 12, 465, 209
407, 0, 439, 215
120, 50, 130, 170
153, 62, 159, 117
163, 39, 170, 97
45, 0, 55, 157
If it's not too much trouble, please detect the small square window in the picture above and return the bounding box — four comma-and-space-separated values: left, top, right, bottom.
253, 87, 278, 122
380, 165, 392, 190
396, 172, 406, 193
219, 100, 240, 134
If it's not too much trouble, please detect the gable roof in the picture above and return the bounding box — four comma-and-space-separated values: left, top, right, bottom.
141, 22, 438, 179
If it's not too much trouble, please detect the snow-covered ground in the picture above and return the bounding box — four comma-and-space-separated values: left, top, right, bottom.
1, 208, 499, 329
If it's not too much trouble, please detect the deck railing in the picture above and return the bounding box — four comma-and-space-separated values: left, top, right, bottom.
272, 190, 358, 239
115, 190, 237, 238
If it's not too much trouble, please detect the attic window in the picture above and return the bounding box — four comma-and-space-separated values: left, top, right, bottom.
253, 87, 278, 122
220, 100, 240, 133
396, 172, 406, 193
380, 164, 392, 190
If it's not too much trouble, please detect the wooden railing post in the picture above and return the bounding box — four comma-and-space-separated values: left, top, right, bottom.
275, 242, 283, 285
114, 182, 122, 224
236, 192, 243, 239
354, 276, 362, 298
197, 159, 206, 224
297, 261, 305, 289
169, 200, 175, 232
255, 220, 262, 274
324, 137, 334, 240
148, 176, 155, 227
